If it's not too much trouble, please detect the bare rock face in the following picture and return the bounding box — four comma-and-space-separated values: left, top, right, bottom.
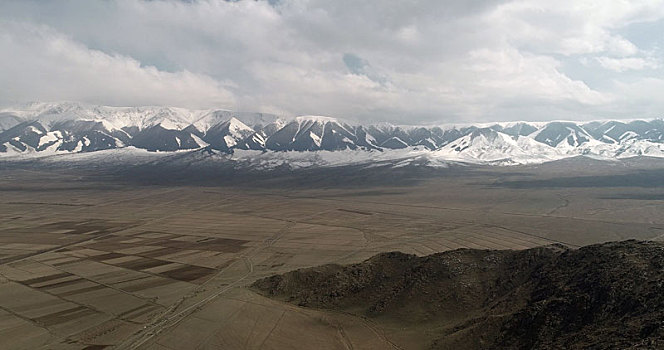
253, 240, 664, 349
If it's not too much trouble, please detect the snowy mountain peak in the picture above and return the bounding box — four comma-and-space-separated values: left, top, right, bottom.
294, 115, 342, 124
533, 122, 592, 147
2, 102, 664, 166
225, 117, 253, 133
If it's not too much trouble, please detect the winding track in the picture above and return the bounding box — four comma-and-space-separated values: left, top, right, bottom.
116, 209, 337, 350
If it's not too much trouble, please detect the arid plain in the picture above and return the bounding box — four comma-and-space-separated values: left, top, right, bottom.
1, 157, 664, 349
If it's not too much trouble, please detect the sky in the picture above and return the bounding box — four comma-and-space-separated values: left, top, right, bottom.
1, 0, 664, 124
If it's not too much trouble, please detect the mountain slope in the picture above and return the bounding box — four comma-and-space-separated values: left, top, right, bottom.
253, 240, 664, 349
2, 102, 664, 166
202, 117, 256, 151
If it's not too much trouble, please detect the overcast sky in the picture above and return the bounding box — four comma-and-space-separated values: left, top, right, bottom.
1, 0, 664, 123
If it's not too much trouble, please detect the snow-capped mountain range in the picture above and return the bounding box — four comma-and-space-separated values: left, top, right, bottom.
2, 102, 664, 167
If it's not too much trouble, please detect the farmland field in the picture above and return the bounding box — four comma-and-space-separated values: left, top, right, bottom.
1, 157, 664, 349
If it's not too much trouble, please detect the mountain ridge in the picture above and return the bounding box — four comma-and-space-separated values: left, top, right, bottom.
252, 240, 664, 349
2, 102, 664, 166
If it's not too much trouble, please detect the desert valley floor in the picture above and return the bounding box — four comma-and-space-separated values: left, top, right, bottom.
1, 157, 664, 349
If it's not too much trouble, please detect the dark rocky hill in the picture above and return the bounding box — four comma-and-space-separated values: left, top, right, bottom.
252, 240, 664, 349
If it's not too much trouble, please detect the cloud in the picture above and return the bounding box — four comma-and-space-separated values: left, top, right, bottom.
0, 21, 236, 109
595, 56, 660, 72
1, 0, 663, 123
342, 53, 388, 85
466, 48, 608, 106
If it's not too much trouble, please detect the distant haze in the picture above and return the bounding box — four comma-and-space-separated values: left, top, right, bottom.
1, 0, 664, 123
